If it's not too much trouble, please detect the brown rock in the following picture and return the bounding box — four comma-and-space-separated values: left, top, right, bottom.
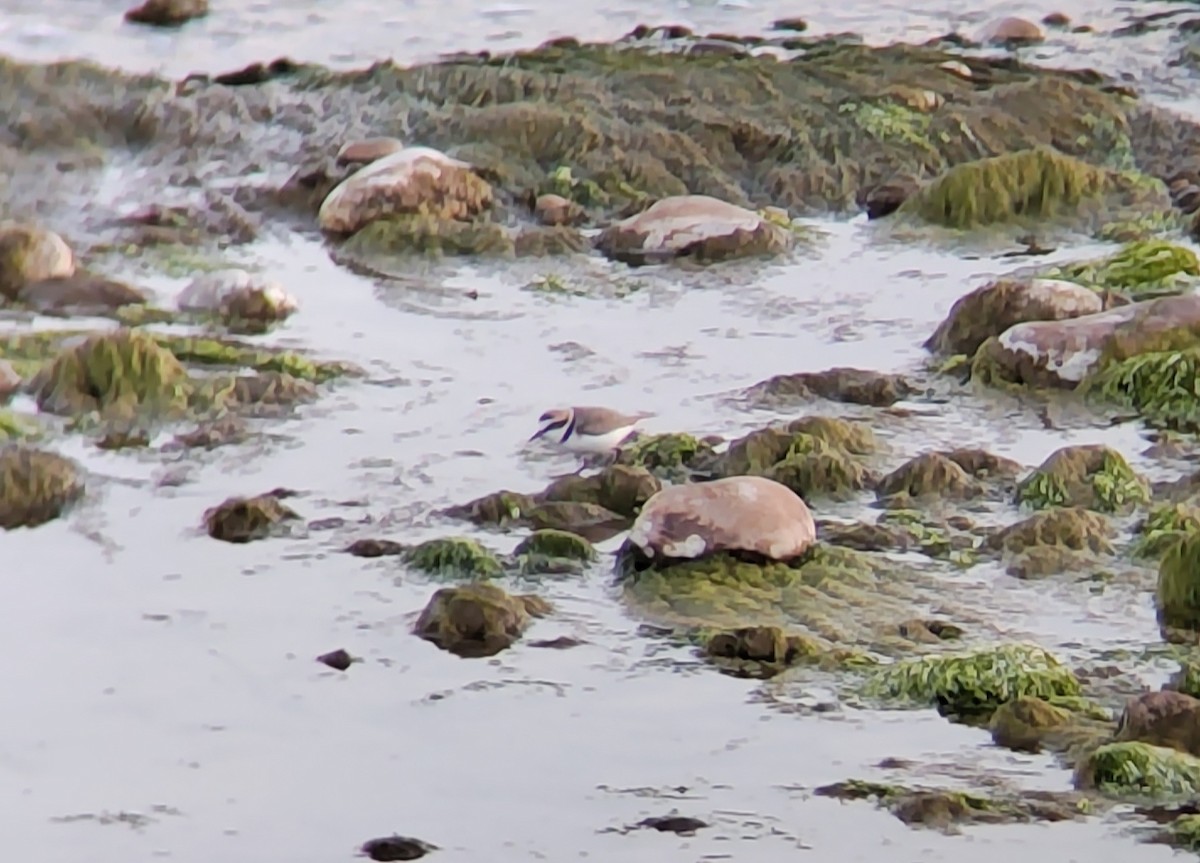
595, 195, 791, 265
533, 193, 583, 227
0, 361, 22, 404
335, 137, 406, 167
770, 16, 808, 32
975, 294, 1200, 387
124, 0, 208, 26
1041, 12, 1071, 28
0, 223, 75, 301
1115, 690, 1200, 757
925, 277, 1103, 357
864, 177, 918, 220
17, 273, 148, 315
318, 146, 494, 235
977, 16, 1044, 45
747, 367, 913, 407
177, 269, 298, 329
628, 475, 816, 561
414, 583, 550, 658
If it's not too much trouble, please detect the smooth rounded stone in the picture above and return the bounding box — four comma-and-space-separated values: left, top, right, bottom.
595, 195, 791, 265
628, 475, 815, 561
124, 0, 208, 26
1042, 12, 1071, 27
0, 360, 20, 403
926, 277, 1104, 356
938, 60, 973, 79
177, 269, 299, 323
335, 137, 406, 167
533, 193, 583, 227
978, 293, 1200, 386
318, 146, 494, 235
977, 16, 1044, 45
17, 273, 148, 314
0, 223, 75, 301
1115, 690, 1200, 757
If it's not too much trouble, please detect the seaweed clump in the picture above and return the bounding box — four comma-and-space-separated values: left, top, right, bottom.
1133, 503, 1200, 560
898, 147, 1156, 229
861, 642, 1082, 717
1088, 348, 1200, 431
1015, 444, 1148, 512
1044, 239, 1200, 298
0, 445, 84, 529
1158, 532, 1200, 633
1078, 742, 1200, 798
404, 536, 504, 580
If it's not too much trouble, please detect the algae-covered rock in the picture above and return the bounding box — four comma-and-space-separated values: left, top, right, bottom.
876, 452, 983, 501
540, 464, 661, 518
1133, 503, 1200, 559
617, 432, 712, 478
989, 696, 1071, 752
626, 475, 815, 562
1043, 240, 1200, 298
925, 277, 1103, 357
177, 269, 299, 332
203, 492, 300, 543
1088, 347, 1200, 431
862, 642, 1082, 716
0, 446, 84, 529
1114, 691, 1200, 757
340, 215, 514, 257
318, 146, 494, 235
706, 625, 820, 678
0, 223, 75, 301
1158, 532, 1200, 632
594, 195, 791, 265
764, 437, 876, 500
404, 536, 504, 579
150, 333, 359, 382
785, 415, 878, 454
413, 582, 550, 658
30, 328, 191, 420
444, 490, 537, 527
745, 367, 913, 407
987, 507, 1114, 555
512, 529, 596, 562
898, 147, 1163, 229
1078, 741, 1200, 798
1015, 444, 1148, 512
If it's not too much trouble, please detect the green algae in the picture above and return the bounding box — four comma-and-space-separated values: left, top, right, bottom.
0, 411, 40, 442
404, 536, 504, 580
1015, 445, 1148, 513
861, 642, 1083, 716
838, 100, 933, 151
1167, 814, 1200, 852
897, 147, 1141, 229
342, 216, 515, 258
618, 432, 709, 479
1081, 741, 1200, 798
151, 334, 359, 383
1133, 503, 1200, 560
1088, 349, 1200, 431
1159, 532, 1200, 632
1042, 240, 1200, 298
764, 435, 876, 500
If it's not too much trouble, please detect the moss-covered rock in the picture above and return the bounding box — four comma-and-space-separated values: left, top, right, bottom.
1015, 444, 1148, 512
150, 334, 360, 383
1042, 240, 1200, 298
1077, 741, 1200, 798
18, 272, 149, 316
616, 432, 712, 479
403, 536, 504, 579
0, 411, 40, 442
745, 367, 913, 407
340, 215, 514, 258
785, 415, 878, 454
764, 436, 877, 500
30, 328, 191, 420
413, 582, 550, 658
444, 490, 536, 527
897, 147, 1166, 229
987, 507, 1114, 555
512, 529, 596, 562
1114, 690, 1200, 758
876, 452, 983, 501
0, 446, 84, 529
203, 492, 299, 543
989, 696, 1072, 752
1133, 503, 1200, 560
540, 464, 661, 518
1158, 532, 1200, 632
862, 642, 1083, 716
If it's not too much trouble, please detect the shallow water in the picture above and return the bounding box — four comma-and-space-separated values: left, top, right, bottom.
4, 0, 1200, 860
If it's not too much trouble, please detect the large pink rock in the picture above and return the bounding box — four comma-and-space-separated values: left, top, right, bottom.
595, 195, 791, 265
628, 475, 816, 561
975, 294, 1200, 387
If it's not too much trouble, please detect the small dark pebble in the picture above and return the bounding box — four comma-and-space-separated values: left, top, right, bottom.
361, 835, 437, 861
317, 649, 357, 671
214, 57, 299, 86
346, 538, 406, 558
771, 16, 808, 32
1177, 186, 1200, 214
1042, 12, 1070, 27
528, 636, 586, 649
637, 816, 709, 834
124, 0, 207, 26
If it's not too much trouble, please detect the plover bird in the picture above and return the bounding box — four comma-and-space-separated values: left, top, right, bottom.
528, 406, 653, 456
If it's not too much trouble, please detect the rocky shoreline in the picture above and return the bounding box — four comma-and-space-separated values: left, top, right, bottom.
8, 22, 1200, 856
